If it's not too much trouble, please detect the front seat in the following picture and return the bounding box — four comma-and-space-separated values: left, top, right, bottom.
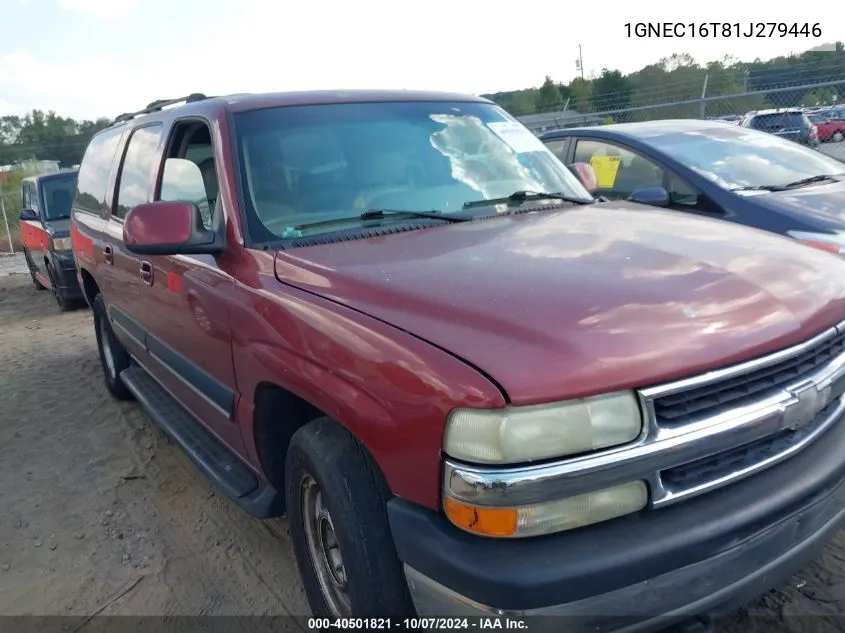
196, 158, 218, 227
352, 151, 411, 211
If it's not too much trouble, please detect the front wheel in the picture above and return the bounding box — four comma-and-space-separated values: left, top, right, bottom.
833, 131, 844, 143
92, 294, 134, 400
286, 417, 415, 618
46, 262, 74, 312
23, 249, 45, 290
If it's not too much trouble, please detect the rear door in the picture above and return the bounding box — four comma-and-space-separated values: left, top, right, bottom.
20, 182, 44, 274
105, 124, 164, 360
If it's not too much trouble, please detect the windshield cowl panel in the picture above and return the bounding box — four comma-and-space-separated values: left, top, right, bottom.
232, 101, 589, 242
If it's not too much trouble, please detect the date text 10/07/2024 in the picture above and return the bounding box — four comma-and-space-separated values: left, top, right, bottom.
308, 618, 528, 631
625, 22, 822, 38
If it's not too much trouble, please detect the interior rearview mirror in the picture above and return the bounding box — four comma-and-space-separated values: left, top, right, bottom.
628, 186, 670, 208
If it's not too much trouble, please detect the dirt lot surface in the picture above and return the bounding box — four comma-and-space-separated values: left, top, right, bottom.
0, 274, 309, 621
2, 271, 845, 632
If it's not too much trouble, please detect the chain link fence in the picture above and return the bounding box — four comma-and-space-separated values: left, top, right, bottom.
510, 54, 845, 162
1, 190, 23, 253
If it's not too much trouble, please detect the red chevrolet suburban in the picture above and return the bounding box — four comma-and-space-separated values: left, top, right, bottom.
71, 91, 845, 631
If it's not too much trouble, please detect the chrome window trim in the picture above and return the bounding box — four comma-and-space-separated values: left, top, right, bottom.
444, 321, 845, 509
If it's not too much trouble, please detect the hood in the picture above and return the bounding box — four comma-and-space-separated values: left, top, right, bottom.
750, 178, 845, 231
43, 218, 71, 237
274, 203, 845, 405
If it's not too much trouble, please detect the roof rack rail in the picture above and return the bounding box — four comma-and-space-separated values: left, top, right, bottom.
112, 93, 210, 125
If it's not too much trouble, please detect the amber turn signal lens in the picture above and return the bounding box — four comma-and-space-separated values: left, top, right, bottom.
443, 497, 518, 537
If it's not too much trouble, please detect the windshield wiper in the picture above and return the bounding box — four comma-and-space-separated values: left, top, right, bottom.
462, 190, 594, 210
777, 174, 840, 190
292, 208, 469, 231
733, 174, 841, 193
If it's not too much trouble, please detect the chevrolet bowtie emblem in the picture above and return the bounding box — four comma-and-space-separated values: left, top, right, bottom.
782, 380, 831, 431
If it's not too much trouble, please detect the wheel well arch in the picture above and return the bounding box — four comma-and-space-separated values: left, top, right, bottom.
252, 382, 326, 501
79, 267, 100, 307
252, 382, 393, 512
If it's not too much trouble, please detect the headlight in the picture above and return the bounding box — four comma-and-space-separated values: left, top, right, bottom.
443, 390, 642, 465
52, 237, 72, 251
444, 481, 648, 538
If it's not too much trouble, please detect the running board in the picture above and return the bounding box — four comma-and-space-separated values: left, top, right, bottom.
120, 365, 285, 518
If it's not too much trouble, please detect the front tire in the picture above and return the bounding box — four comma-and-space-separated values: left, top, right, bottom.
23, 249, 45, 290
286, 417, 415, 618
833, 131, 844, 143
92, 294, 134, 400
46, 262, 74, 312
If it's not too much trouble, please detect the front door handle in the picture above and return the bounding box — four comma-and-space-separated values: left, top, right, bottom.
140, 261, 153, 286
103, 244, 114, 265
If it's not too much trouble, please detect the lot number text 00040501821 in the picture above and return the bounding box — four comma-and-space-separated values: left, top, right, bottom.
625, 22, 822, 38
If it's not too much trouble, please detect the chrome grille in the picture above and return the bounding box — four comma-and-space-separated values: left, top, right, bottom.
443, 319, 845, 515
640, 320, 845, 508
654, 329, 845, 426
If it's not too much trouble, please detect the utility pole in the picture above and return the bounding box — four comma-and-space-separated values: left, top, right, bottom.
576, 45, 584, 80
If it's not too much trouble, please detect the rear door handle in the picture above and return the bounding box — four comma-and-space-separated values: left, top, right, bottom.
103, 244, 114, 265
140, 261, 153, 285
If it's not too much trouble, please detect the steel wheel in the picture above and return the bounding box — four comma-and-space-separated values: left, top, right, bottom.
300, 475, 351, 616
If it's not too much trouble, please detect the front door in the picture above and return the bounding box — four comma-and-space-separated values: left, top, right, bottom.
133, 119, 244, 456
19, 181, 50, 285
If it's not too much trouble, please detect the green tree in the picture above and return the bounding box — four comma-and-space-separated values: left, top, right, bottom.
590, 69, 632, 113
0, 111, 111, 167
536, 75, 565, 112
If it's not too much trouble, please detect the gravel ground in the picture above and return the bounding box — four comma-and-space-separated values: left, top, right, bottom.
0, 274, 309, 621
2, 266, 845, 632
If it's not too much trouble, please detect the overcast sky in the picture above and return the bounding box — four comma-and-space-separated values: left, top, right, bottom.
1, 0, 843, 120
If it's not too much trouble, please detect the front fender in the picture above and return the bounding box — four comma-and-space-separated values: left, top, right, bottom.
230, 271, 506, 511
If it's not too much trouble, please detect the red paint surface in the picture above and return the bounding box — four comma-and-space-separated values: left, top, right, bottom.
123, 201, 193, 247
167, 272, 183, 293
814, 119, 845, 142
70, 92, 845, 512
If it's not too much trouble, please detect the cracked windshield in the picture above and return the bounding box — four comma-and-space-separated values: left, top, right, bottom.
232, 101, 591, 239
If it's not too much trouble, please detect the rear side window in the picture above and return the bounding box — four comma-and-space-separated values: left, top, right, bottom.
543, 139, 568, 162
750, 113, 806, 130
75, 127, 124, 214
28, 183, 41, 213
115, 124, 163, 219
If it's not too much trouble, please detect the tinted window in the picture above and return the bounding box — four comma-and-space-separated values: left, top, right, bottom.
750, 113, 806, 130
157, 122, 216, 229
21, 183, 32, 211
28, 184, 40, 213
543, 139, 568, 162
232, 101, 591, 241
40, 174, 77, 220
645, 125, 845, 190
572, 139, 665, 198
115, 125, 162, 219
75, 127, 124, 214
